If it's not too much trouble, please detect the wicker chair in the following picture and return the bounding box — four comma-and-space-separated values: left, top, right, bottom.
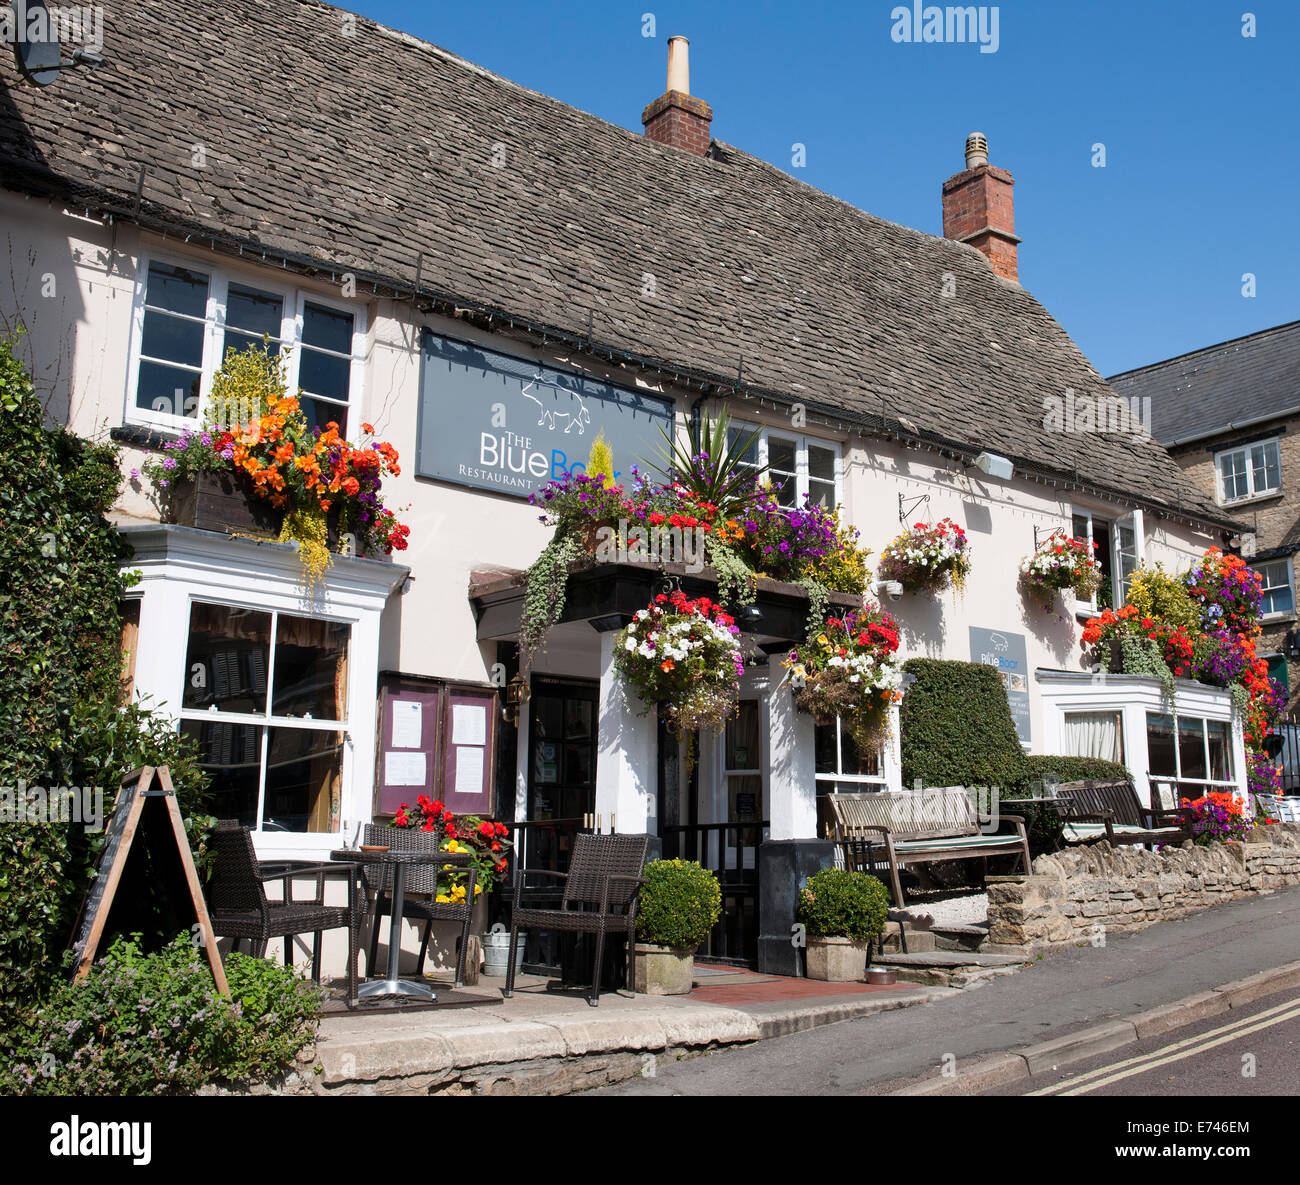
502, 833, 648, 1006
361, 823, 478, 987
206, 820, 361, 1005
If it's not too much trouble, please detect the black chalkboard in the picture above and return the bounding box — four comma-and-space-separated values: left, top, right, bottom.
69, 766, 228, 993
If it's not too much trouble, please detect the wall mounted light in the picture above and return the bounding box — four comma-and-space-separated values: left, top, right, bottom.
871, 579, 904, 601
502, 672, 529, 726
969, 451, 1014, 481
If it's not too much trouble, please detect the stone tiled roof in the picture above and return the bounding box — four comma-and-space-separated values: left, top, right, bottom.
0, 0, 1227, 525
1109, 321, 1300, 447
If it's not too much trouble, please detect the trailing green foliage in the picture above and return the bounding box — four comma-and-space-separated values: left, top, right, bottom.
899, 659, 1028, 791
0, 335, 210, 1035
518, 531, 583, 669
2, 935, 320, 1096
635, 859, 722, 950
797, 868, 890, 941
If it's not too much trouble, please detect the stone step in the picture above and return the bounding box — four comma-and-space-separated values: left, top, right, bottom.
873, 949, 1031, 989
876, 921, 935, 955
930, 922, 989, 953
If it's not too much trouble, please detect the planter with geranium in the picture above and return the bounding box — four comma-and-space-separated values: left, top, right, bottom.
389, 795, 513, 900
138, 345, 409, 588
784, 606, 904, 752
614, 590, 743, 749
1180, 790, 1253, 846
876, 518, 971, 595
797, 867, 890, 981
1019, 531, 1101, 601
633, 858, 722, 995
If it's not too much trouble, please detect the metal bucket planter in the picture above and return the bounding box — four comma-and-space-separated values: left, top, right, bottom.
481, 924, 527, 977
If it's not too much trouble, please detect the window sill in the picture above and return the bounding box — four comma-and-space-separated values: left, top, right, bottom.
1219, 490, 1283, 510
112, 423, 184, 450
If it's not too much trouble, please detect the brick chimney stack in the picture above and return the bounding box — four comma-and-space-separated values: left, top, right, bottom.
942, 133, 1021, 282
642, 36, 713, 156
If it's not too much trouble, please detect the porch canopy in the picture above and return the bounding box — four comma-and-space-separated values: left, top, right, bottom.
471, 558, 863, 844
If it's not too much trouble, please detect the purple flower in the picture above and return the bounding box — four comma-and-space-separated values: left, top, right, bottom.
162, 457, 178, 470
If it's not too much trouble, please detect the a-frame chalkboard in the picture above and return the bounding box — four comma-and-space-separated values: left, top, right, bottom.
69, 766, 229, 994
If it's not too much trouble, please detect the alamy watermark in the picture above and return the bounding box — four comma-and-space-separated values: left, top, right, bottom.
0, 781, 105, 832
890, 4, 1000, 54
0, 2, 104, 54
593, 519, 707, 574
1043, 387, 1151, 442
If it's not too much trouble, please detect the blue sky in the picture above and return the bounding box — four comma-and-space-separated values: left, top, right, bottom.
348, 0, 1298, 377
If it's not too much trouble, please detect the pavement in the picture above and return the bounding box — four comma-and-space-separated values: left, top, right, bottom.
593, 884, 1300, 1095
308, 966, 952, 1095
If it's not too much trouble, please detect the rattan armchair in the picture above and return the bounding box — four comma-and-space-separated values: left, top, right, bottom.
207, 820, 361, 1005
502, 833, 648, 1006
360, 823, 478, 987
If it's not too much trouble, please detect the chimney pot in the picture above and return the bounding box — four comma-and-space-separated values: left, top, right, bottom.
666, 35, 690, 95
964, 132, 989, 169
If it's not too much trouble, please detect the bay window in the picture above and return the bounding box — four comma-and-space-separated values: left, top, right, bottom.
1062, 709, 1124, 764
814, 718, 887, 834
1146, 711, 1234, 790
180, 602, 350, 833
128, 257, 365, 435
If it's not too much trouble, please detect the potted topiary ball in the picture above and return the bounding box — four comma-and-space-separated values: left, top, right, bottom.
797, 867, 890, 982
633, 859, 722, 995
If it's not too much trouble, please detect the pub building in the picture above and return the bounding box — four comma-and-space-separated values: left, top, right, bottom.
0, 3, 1247, 977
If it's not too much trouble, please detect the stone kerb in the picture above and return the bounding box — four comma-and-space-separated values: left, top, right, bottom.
987, 824, 1300, 953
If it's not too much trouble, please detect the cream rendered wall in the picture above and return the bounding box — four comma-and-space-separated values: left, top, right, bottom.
1, 197, 1221, 746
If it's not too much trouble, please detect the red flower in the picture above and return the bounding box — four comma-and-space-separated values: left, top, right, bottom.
495, 822, 508, 837
478, 820, 495, 836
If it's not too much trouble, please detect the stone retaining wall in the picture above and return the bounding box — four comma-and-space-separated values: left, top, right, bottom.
987, 824, 1300, 952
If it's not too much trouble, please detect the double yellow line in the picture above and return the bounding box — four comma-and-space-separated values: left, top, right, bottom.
1028, 995, 1300, 1095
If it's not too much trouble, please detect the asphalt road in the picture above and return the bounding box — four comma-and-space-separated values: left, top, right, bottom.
592, 884, 1300, 1096
986, 986, 1300, 1096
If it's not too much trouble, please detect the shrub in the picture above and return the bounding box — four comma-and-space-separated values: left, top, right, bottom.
900, 659, 1028, 791
636, 859, 722, 950
0, 334, 210, 1033
1126, 566, 1201, 633
797, 868, 889, 942
1, 935, 321, 1095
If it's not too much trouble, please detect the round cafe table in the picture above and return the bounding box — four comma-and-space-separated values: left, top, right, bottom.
331, 846, 473, 1001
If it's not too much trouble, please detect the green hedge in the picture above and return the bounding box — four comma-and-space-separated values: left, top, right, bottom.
900, 659, 1027, 790
0, 335, 210, 1038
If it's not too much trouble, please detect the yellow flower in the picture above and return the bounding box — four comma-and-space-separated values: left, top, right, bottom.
435, 894, 450, 903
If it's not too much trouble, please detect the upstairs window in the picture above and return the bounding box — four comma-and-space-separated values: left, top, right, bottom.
128, 258, 364, 436
1217, 439, 1281, 504
726, 423, 842, 509
1254, 559, 1295, 618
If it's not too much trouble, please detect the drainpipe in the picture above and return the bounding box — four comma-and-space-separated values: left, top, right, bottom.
690, 393, 709, 454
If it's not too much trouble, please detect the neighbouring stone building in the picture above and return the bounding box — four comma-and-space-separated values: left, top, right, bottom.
0, 0, 1251, 976
1111, 321, 1300, 707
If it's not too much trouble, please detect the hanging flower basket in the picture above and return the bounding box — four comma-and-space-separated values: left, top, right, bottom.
876, 518, 971, 594
784, 606, 904, 751
613, 591, 743, 742
1019, 530, 1100, 599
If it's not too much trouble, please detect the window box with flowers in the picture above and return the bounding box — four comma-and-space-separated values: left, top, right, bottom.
876, 517, 971, 595
136, 346, 409, 590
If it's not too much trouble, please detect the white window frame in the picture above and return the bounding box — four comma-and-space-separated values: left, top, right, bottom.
125, 253, 367, 435
1145, 710, 1237, 792
728, 420, 842, 508
813, 717, 889, 793
1216, 438, 1282, 505
177, 598, 351, 835
1253, 558, 1295, 621
1071, 506, 1144, 609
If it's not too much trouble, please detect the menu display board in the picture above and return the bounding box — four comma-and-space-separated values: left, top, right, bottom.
374, 675, 498, 817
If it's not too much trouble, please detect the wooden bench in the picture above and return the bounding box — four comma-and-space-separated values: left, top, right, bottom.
1050, 779, 1191, 847
829, 787, 1031, 907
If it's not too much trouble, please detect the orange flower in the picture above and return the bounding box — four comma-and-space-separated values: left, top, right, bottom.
660, 659, 675, 672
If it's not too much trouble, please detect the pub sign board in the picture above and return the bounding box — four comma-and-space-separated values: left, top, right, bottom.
969, 626, 1032, 746
417, 331, 675, 498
